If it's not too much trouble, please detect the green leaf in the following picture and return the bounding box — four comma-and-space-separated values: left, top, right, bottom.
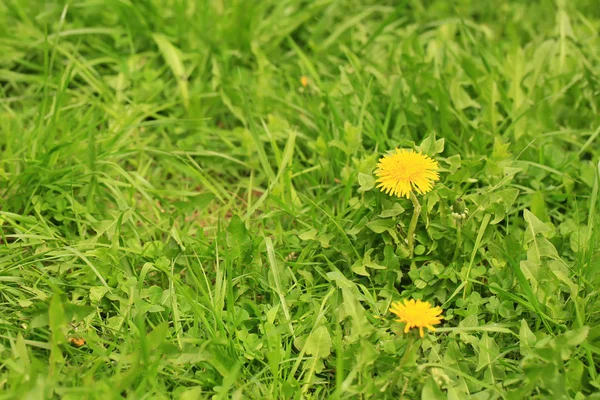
421, 377, 445, 400
147, 322, 170, 352
90, 286, 109, 303
383, 245, 400, 269
570, 226, 591, 252
357, 173, 375, 193
418, 135, 445, 155
298, 228, 318, 241
226, 215, 253, 262
564, 327, 589, 348
49, 295, 66, 345
153, 33, 189, 110
365, 219, 396, 234
379, 203, 405, 218
530, 191, 549, 222
304, 325, 332, 358
523, 209, 552, 244
29, 311, 49, 329
433, 138, 445, 154
351, 249, 386, 276
445, 154, 461, 173
15, 334, 30, 368
341, 287, 371, 342
567, 358, 584, 393
535, 236, 559, 259
548, 260, 578, 297
477, 333, 499, 372
450, 80, 481, 110
170, 225, 186, 250
519, 319, 537, 356
180, 387, 204, 400
326, 270, 354, 289
344, 121, 362, 155
63, 304, 96, 321
351, 262, 370, 277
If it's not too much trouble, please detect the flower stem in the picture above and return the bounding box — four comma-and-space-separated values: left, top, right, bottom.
407, 192, 421, 258
399, 334, 415, 368
452, 224, 462, 263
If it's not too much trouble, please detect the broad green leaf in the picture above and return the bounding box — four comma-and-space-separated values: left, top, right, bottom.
90, 286, 109, 303
357, 173, 375, 193
477, 333, 499, 372
298, 228, 318, 241
365, 219, 396, 234
383, 245, 400, 269
548, 260, 578, 297
351, 249, 386, 276
564, 327, 589, 348
519, 259, 540, 292
15, 334, 30, 368
450, 80, 481, 110
226, 215, 253, 262
351, 262, 370, 276
418, 135, 445, 155
519, 319, 537, 356
567, 358, 584, 393
319, 233, 334, 248
107, 316, 124, 331
147, 322, 170, 351
63, 304, 96, 320
523, 209, 552, 244
344, 121, 362, 155
379, 203, 405, 218
304, 325, 332, 358
326, 270, 354, 289
49, 295, 66, 345
341, 287, 371, 342
536, 237, 559, 259
170, 225, 186, 250
445, 154, 462, 173
570, 226, 591, 252
530, 191, 549, 222
180, 387, 204, 400
29, 311, 50, 329
421, 377, 445, 400
434, 138, 445, 154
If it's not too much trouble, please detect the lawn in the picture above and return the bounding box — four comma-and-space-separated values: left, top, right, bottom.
1, 0, 600, 398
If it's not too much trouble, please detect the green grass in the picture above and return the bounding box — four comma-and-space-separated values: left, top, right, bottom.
1, 0, 600, 398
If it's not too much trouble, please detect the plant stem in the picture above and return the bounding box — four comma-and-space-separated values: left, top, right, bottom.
407, 192, 421, 258
452, 223, 462, 263
399, 334, 415, 368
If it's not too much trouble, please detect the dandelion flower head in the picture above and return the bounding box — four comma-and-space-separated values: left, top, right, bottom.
375, 149, 439, 199
389, 299, 443, 337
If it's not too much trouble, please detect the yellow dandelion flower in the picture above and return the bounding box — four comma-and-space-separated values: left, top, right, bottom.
300, 76, 309, 87
389, 299, 443, 338
375, 149, 439, 199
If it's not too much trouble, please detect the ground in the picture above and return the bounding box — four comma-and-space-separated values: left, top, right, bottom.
1, 0, 600, 399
